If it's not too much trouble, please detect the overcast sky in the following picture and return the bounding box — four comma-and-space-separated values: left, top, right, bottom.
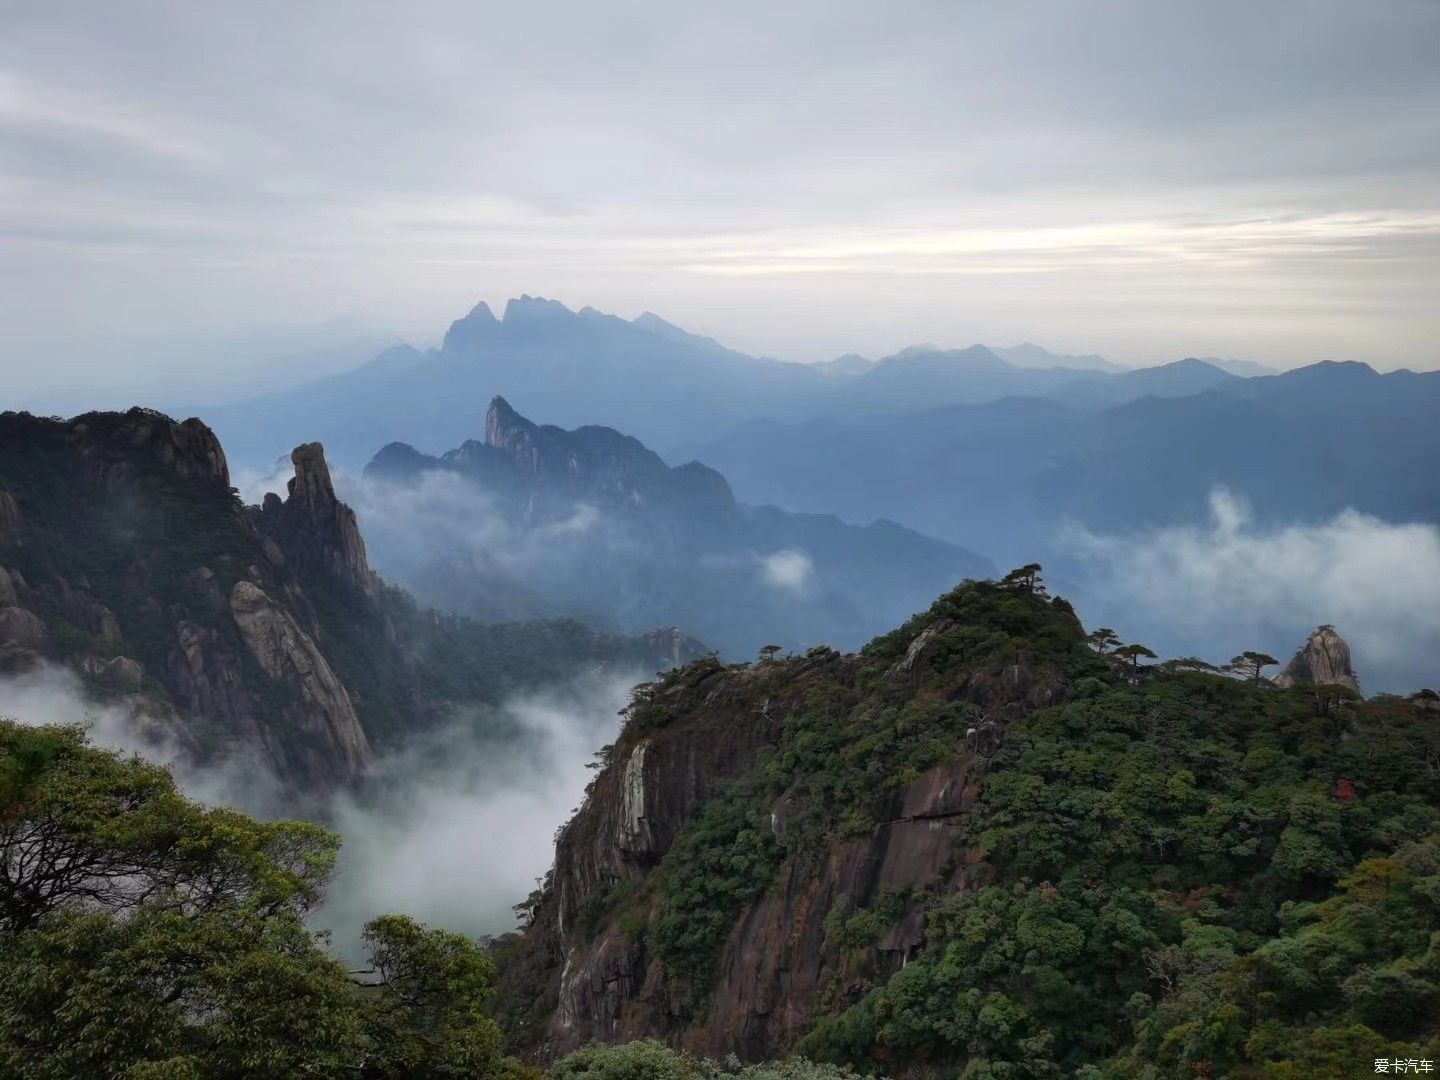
2, 0, 1438, 400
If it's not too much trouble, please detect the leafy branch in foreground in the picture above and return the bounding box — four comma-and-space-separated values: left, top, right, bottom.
0, 718, 533, 1080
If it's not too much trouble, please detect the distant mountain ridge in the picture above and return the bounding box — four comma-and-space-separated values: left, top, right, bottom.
361, 397, 992, 656
203, 296, 1269, 470
689, 358, 1440, 562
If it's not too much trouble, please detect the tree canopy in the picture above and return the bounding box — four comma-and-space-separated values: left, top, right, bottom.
0, 718, 533, 1080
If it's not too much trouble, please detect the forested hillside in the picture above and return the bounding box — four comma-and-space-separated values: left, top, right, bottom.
496, 572, 1440, 1076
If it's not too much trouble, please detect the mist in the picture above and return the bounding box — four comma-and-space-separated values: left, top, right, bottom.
320, 464, 967, 658
1059, 489, 1440, 693
0, 661, 640, 961
317, 671, 636, 958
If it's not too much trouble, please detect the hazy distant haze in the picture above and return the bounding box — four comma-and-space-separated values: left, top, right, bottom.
2, 0, 1439, 399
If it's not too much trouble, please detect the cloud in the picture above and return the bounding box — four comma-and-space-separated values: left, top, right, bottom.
0, 659, 638, 961
1062, 489, 1440, 692
3, 0, 1440, 385
316, 671, 636, 958
761, 548, 814, 592
0, 662, 284, 810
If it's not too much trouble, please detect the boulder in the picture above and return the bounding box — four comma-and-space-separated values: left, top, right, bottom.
1273, 625, 1359, 691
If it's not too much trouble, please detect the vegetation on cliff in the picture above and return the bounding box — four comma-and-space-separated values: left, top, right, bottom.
797, 666, 1440, 1075
7, 550, 1439, 1077
501, 570, 1440, 1076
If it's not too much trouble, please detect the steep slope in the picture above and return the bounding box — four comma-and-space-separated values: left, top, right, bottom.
494, 578, 1440, 1075
362, 398, 992, 656
0, 408, 703, 788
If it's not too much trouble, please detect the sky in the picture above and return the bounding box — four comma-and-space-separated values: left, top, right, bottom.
2, 0, 1439, 402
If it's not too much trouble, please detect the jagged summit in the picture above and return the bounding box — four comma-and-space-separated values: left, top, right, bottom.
0, 408, 713, 787
463, 299, 498, 324
502, 294, 574, 322
484, 395, 533, 452
259, 441, 379, 598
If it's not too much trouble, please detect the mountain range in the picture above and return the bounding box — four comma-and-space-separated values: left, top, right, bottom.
204, 297, 1261, 471
689, 358, 1440, 563
360, 397, 991, 656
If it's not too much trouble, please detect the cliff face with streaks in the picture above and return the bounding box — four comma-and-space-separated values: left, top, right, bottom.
495, 581, 1084, 1060
494, 587, 1423, 1076
1273, 624, 1359, 691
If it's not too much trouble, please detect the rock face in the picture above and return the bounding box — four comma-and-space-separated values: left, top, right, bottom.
504, 588, 1078, 1062
0, 408, 711, 792
1273, 625, 1359, 691
228, 580, 372, 780
258, 442, 379, 597
0, 490, 21, 539
0, 605, 47, 670
0, 409, 375, 787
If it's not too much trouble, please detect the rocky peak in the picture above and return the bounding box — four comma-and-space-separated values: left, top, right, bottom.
1273, 625, 1359, 691
502, 294, 575, 324
55, 408, 231, 491
440, 300, 500, 352
484, 396, 536, 456
258, 443, 378, 598
287, 442, 340, 513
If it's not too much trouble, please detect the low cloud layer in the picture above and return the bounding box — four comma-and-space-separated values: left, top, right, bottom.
0, 661, 638, 961
318, 671, 635, 957
761, 549, 815, 592
1062, 489, 1440, 692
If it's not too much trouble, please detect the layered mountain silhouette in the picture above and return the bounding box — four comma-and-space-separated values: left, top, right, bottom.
690, 359, 1440, 561
361, 397, 991, 656
205, 297, 1254, 470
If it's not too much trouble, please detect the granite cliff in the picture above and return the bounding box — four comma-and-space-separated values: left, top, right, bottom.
0, 408, 703, 789
1273, 624, 1360, 691
493, 579, 1086, 1059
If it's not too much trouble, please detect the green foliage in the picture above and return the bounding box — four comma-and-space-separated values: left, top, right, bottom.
651, 787, 785, 998
554, 1040, 699, 1080
643, 582, 1094, 1005
551, 1040, 869, 1080
0, 719, 337, 934
358, 913, 516, 1078
862, 579, 1089, 671
823, 891, 912, 952
0, 719, 531, 1079
795, 669, 1440, 1076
